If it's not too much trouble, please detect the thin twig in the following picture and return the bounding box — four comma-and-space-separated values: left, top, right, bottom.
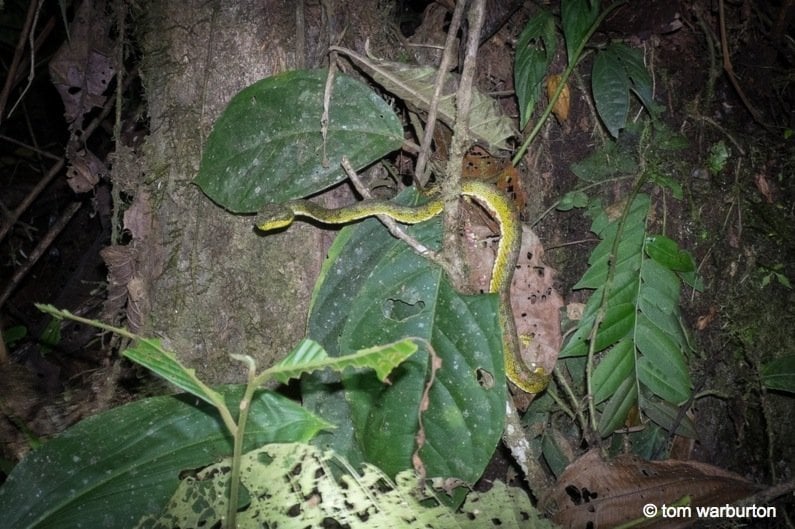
0, 158, 65, 245
718, 0, 768, 129
340, 156, 445, 267
413, 0, 467, 185
0, 0, 38, 123
0, 202, 82, 309
7, 0, 46, 119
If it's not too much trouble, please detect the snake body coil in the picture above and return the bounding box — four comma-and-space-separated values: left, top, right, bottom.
257, 181, 548, 394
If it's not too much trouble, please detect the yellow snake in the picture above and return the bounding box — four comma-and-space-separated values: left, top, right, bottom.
256, 181, 548, 394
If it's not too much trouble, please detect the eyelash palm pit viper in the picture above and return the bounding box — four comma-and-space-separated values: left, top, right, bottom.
255, 180, 549, 395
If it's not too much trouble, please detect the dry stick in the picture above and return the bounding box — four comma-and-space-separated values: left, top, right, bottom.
718, 0, 768, 129
0, 201, 82, 309
0, 65, 139, 246
0, 0, 38, 123
340, 156, 445, 268
0, 158, 65, 245
413, 0, 467, 185
7, 0, 46, 119
439, 0, 485, 290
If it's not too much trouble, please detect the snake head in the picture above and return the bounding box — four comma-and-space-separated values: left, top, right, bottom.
256, 204, 295, 231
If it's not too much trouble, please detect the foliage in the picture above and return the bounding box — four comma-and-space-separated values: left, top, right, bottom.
194, 69, 404, 213
0, 306, 415, 529
136, 442, 556, 529
0, 384, 329, 529
303, 188, 506, 481
761, 355, 795, 394
559, 195, 697, 437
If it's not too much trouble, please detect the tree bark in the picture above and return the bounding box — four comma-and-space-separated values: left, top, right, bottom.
128, 0, 398, 384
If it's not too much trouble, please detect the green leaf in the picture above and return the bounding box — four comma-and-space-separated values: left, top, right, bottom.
592, 49, 629, 137
514, 9, 557, 128
597, 376, 637, 437
267, 338, 418, 385
557, 190, 589, 211
0, 387, 330, 529
570, 140, 638, 182
645, 235, 696, 272
592, 338, 635, 404
304, 189, 506, 481
642, 398, 697, 438
137, 443, 556, 529
561, 0, 600, 63
123, 338, 224, 407
761, 355, 795, 393
195, 69, 403, 213
608, 43, 657, 116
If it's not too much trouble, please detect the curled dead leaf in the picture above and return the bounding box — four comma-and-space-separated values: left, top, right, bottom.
547, 74, 570, 122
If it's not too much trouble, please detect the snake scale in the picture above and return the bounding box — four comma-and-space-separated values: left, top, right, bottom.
256, 181, 548, 394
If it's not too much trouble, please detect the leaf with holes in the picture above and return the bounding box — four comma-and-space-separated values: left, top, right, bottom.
303, 188, 507, 484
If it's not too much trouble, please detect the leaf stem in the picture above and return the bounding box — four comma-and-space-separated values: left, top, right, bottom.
511, 0, 627, 166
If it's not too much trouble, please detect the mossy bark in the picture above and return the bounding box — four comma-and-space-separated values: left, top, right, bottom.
133, 1, 318, 383
128, 0, 397, 384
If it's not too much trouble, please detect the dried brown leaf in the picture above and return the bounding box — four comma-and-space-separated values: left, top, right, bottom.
542, 450, 760, 529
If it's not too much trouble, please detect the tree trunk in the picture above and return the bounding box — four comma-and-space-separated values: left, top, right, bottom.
127, 1, 394, 383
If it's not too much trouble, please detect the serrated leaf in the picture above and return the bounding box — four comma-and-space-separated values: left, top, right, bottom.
761, 355, 795, 393
514, 9, 557, 128
0, 387, 330, 529
304, 189, 506, 481
337, 49, 516, 152
592, 49, 629, 137
195, 69, 403, 213
561, 0, 600, 62
268, 338, 418, 385
645, 235, 696, 272
123, 338, 223, 406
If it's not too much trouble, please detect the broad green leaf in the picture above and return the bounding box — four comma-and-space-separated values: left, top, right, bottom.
123, 338, 223, 406
761, 355, 795, 393
305, 189, 506, 482
597, 376, 637, 437
561, 0, 599, 63
592, 49, 629, 137
608, 43, 657, 116
195, 69, 403, 213
514, 9, 557, 128
557, 190, 589, 211
267, 338, 418, 385
570, 139, 638, 182
592, 338, 635, 404
565, 193, 695, 436
645, 235, 696, 272
0, 387, 330, 529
